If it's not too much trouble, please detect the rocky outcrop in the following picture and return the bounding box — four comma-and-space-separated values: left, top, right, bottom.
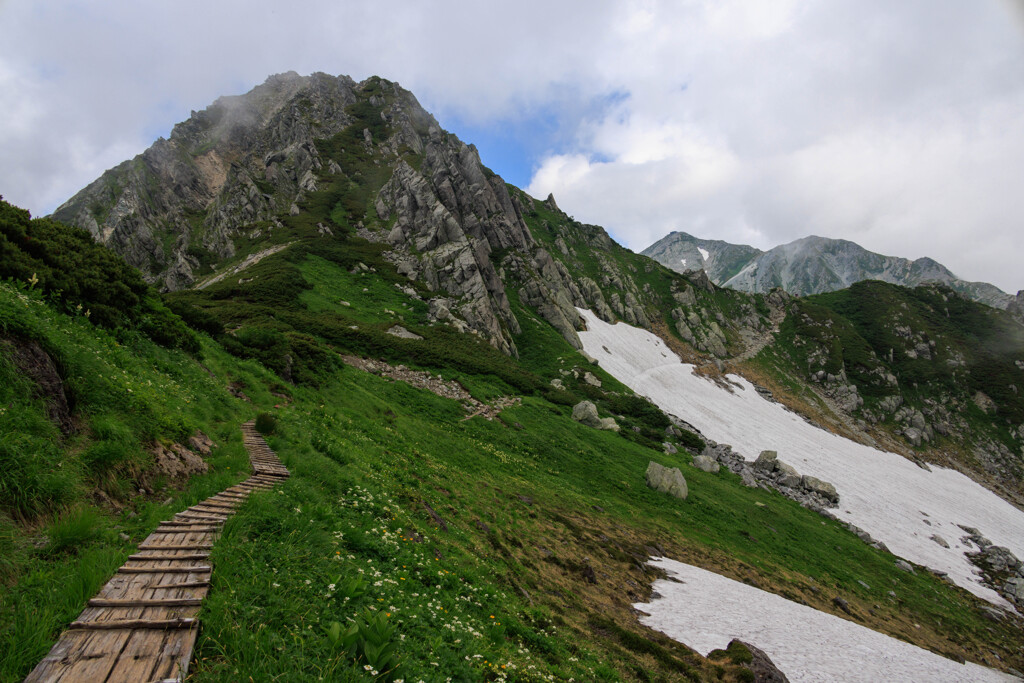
705, 445, 841, 510
149, 441, 208, 480
959, 526, 1024, 609
645, 461, 689, 500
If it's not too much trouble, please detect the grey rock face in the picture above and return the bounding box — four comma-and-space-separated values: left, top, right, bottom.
53, 71, 361, 291
374, 128, 536, 355
645, 461, 689, 500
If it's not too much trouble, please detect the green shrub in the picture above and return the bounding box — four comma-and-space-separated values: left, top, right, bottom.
678, 428, 706, 454
254, 412, 277, 435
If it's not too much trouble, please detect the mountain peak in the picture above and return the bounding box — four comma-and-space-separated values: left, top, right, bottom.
644, 231, 1013, 308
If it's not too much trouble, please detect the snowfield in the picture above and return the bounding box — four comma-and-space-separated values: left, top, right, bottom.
576, 309, 1024, 606
636, 557, 1018, 682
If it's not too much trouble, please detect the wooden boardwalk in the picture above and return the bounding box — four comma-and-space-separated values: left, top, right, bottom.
25, 422, 288, 682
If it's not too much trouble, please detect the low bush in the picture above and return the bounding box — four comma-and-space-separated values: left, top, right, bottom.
255, 412, 277, 435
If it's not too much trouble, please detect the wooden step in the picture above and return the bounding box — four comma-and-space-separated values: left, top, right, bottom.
118, 566, 211, 574
88, 598, 203, 608
69, 617, 197, 631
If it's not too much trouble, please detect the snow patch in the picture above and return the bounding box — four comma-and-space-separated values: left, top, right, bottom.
576, 309, 1024, 606
636, 558, 1017, 683
698, 246, 710, 261
680, 258, 687, 268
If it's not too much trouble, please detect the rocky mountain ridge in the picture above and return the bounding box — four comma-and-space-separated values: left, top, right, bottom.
643, 231, 1016, 310
52, 72, 766, 361
51, 72, 1024, 500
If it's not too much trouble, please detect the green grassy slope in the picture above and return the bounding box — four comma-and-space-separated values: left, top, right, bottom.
2, 215, 1022, 680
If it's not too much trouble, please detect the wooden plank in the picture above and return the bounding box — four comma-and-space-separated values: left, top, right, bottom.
192, 499, 236, 508
102, 629, 174, 681
144, 581, 210, 589
119, 567, 211, 574
69, 618, 197, 631
174, 513, 228, 522
126, 553, 210, 561
88, 598, 203, 608
138, 544, 213, 551
24, 629, 132, 682
148, 627, 198, 682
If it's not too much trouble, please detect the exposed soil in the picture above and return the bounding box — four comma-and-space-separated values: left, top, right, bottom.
0, 334, 74, 434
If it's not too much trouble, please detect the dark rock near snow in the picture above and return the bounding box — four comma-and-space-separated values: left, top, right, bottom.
728, 639, 791, 683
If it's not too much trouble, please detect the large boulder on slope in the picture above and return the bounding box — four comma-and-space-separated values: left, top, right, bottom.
646, 461, 689, 500
572, 400, 619, 431
571, 400, 602, 427
775, 461, 802, 488
801, 475, 839, 504
755, 450, 778, 471
711, 640, 790, 683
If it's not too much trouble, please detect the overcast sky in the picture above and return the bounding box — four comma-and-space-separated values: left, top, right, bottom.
2, 1, 1023, 293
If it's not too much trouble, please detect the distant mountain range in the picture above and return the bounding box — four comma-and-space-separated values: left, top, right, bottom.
642, 231, 1017, 309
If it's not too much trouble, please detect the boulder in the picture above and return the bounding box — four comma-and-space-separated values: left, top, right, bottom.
571, 401, 618, 430
691, 455, 721, 473
663, 442, 678, 455
754, 450, 778, 471
895, 560, 915, 574
930, 534, 949, 549
646, 461, 689, 500
571, 401, 602, 428
583, 371, 602, 387
801, 475, 839, 504
386, 325, 423, 340
727, 640, 790, 683
776, 461, 802, 488
740, 468, 759, 488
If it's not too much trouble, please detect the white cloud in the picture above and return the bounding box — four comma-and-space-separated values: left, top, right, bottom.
1, 0, 1023, 293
